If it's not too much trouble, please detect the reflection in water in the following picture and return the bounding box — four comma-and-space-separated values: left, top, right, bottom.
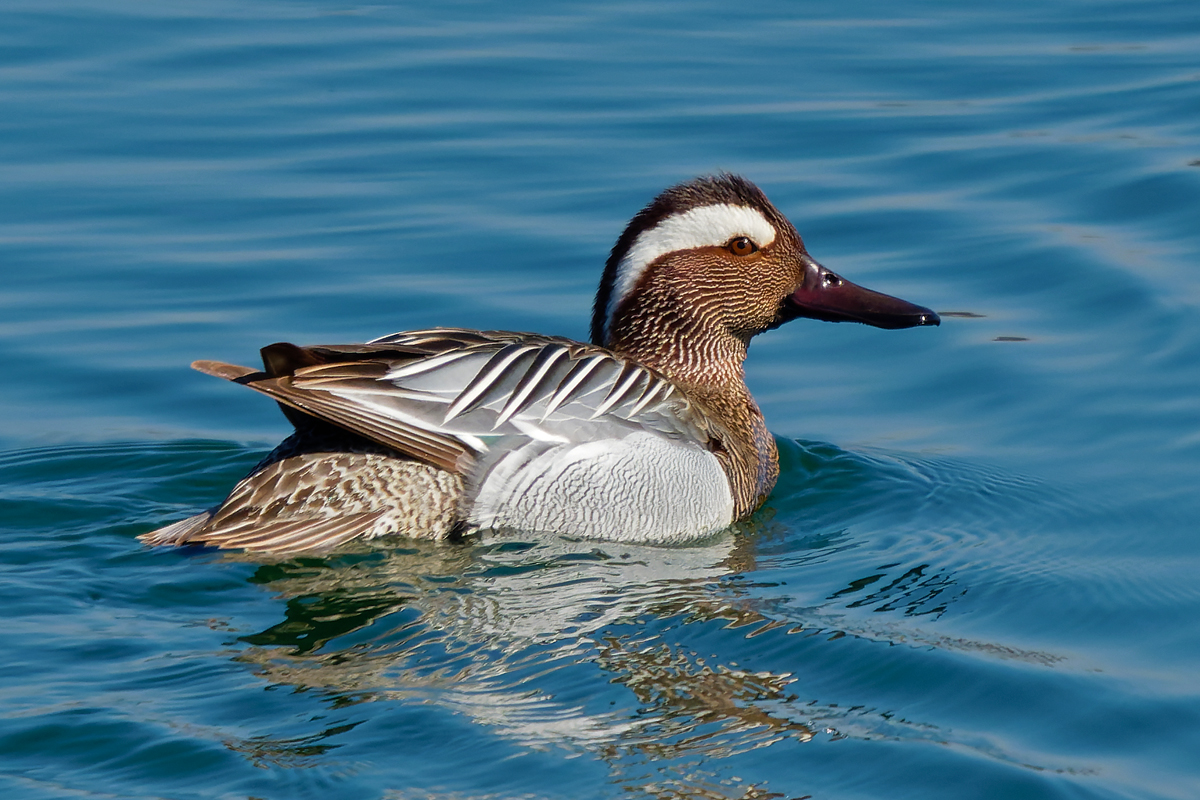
205, 438, 1072, 793
596, 637, 815, 757
225, 532, 828, 795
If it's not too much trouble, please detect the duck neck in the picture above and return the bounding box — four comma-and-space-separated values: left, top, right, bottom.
607, 310, 750, 394
607, 319, 779, 518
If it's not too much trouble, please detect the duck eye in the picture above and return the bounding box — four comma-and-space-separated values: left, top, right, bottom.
728, 236, 758, 256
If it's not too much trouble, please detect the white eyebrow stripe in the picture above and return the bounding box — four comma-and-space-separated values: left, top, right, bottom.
604, 203, 777, 341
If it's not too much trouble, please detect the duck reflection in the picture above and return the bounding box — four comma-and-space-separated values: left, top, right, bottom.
223, 526, 828, 771
219, 528, 993, 770
217, 532, 1067, 800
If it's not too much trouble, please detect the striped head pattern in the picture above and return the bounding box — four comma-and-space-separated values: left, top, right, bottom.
591, 174, 803, 352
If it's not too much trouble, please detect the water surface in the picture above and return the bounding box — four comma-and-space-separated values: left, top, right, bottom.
2, 1, 1199, 798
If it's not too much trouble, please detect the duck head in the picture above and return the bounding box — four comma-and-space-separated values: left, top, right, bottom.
591, 174, 938, 382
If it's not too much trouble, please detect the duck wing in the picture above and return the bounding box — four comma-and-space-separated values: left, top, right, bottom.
194, 328, 713, 476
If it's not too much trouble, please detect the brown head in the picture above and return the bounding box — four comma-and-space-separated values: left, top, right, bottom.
591, 174, 938, 389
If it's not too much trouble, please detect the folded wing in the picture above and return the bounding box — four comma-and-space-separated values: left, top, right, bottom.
195, 328, 712, 477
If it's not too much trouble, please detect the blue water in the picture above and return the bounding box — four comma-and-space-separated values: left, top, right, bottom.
2, 1, 1199, 797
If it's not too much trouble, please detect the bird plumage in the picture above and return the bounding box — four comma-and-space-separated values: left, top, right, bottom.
142, 174, 938, 553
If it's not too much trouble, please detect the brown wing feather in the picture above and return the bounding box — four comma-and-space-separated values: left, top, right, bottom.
191, 358, 471, 473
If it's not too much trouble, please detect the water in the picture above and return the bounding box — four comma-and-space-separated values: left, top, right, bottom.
2, 1, 1199, 797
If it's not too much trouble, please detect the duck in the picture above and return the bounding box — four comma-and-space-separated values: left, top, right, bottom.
141, 174, 939, 554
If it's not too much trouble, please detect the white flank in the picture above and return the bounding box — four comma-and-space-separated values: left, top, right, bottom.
604, 203, 777, 341
469, 432, 735, 542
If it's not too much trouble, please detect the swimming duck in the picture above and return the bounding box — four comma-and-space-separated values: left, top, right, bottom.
142, 174, 938, 553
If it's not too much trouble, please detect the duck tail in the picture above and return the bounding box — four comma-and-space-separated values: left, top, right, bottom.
139, 509, 215, 547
